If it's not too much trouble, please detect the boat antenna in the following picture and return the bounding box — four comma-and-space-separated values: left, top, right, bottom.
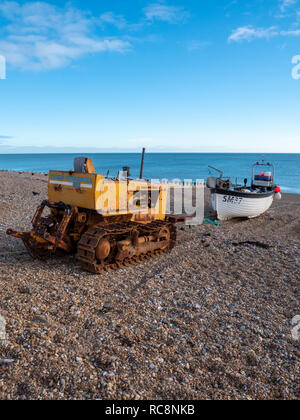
208, 165, 223, 179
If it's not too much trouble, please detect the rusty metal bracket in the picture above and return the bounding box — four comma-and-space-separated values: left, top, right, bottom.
43, 233, 71, 252
32, 200, 48, 228
51, 206, 75, 252
6, 230, 29, 240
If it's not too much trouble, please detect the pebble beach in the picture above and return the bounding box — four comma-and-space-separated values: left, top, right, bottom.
0, 171, 299, 400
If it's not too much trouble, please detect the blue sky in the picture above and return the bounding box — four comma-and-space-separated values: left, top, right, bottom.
0, 0, 300, 153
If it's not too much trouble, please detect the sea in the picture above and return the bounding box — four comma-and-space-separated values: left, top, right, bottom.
0, 153, 299, 194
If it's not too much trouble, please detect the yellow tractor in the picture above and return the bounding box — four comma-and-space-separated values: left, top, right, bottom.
7, 152, 184, 273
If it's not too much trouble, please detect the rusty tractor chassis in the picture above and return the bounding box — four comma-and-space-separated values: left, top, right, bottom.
7, 200, 180, 274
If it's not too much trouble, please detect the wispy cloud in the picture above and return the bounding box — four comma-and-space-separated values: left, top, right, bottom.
98, 11, 144, 32
186, 40, 212, 51
143, 2, 190, 24
281, 29, 300, 35
0, 1, 191, 71
279, 0, 298, 12
229, 24, 300, 42
228, 26, 278, 42
229, 1, 300, 43
0, 1, 132, 71
0, 135, 13, 146
99, 12, 129, 30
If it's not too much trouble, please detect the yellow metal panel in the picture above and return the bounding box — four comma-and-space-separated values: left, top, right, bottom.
48, 171, 100, 210
48, 170, 169, 220
86, 158, 96, 174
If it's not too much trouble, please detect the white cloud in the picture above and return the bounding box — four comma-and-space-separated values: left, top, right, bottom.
98, 11, 144, 32
99, 12, 128, 30
229, 24, 300, 43
281, 29, 300, 35
98, 3, 191, 29
186, 40, 211, 51
0, 1, 131, 70
279, 0, 298, 12
228, 26, 278, 42
143, 2, 190, 24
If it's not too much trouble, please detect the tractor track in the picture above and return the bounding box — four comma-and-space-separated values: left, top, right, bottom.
76, 220, 177, 274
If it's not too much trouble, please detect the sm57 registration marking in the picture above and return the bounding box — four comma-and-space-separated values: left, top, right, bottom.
223, 195, 243, 205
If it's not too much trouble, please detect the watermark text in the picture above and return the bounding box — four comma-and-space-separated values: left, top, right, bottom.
292, 55, 300, 80
0, 315, 6, 341
0, 55, 6, 80
291, 315, 300, 341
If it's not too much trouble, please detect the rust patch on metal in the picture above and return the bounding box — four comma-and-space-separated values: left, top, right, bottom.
54, 184, 63, 192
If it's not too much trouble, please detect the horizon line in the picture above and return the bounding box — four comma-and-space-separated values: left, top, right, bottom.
0, 151, 299, 155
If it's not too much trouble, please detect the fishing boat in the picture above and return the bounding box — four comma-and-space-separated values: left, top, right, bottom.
206, 160, 282, 221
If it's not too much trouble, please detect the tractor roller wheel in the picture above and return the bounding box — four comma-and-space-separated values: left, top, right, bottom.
95, 239, 111, 262
157, 226, 171, 250
76, 229, 118, 274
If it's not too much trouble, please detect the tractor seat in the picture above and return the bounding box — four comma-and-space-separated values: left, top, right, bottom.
74, 157, 96, 174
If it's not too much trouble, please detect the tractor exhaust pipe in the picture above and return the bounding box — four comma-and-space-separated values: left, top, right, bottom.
140, 148, 146, 179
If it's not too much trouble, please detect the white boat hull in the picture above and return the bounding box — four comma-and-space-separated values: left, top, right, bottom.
211, 190, 274, 221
